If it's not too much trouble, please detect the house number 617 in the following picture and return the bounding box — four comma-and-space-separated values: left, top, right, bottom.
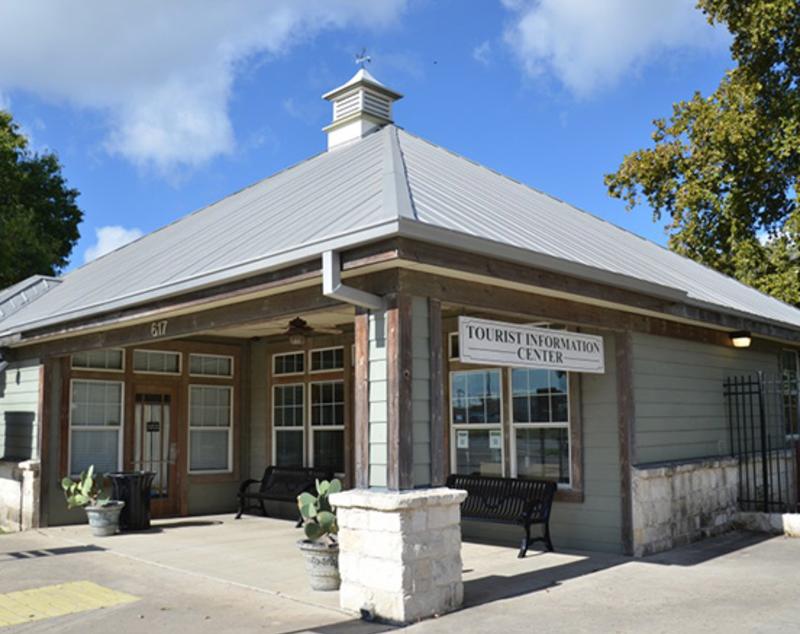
150, 320, 168, 337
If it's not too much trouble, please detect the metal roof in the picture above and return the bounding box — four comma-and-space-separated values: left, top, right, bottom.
2, 124, 799, 338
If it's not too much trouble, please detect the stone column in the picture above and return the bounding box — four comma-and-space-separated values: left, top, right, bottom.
339, 292, 465, 624
330, 487, 466, 624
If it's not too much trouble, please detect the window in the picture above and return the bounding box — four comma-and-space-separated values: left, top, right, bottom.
188, 385, 232, 472
451, 370, 503, 477
448, 333, 460, 360
310, 381, 345, 473
70, 380, 123, 475
273, 384, 305, 467
449, 365, 575, 487
189, 354, 233, 378
71, 349, 124, 371
310, 347, 344, 372
273, 352, 304, 376
133, 350, 181, 374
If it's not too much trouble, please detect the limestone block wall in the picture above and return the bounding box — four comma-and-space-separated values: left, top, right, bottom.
632, 456, 738, 556
0, 460, 41, 531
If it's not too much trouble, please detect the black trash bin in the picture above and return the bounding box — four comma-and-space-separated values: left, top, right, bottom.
107, 471, 155, 531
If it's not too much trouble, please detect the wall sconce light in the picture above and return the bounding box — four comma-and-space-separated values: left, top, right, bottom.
730, 331, 752, 348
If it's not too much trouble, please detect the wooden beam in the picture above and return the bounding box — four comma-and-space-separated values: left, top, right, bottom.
398, 269, 746, 347
353, 310, 370, 489
396, 238, 800, 344
429, 298, 446, 487
616, 332, 636, 556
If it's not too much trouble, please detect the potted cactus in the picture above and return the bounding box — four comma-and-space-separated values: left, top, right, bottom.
61, 465, 125, 537
297, 478, 342, 591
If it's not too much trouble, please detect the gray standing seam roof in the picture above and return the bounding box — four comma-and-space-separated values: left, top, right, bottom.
2, 124, 799, 338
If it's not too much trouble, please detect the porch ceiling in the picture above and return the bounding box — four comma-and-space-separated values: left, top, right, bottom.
196, 305, 355, 339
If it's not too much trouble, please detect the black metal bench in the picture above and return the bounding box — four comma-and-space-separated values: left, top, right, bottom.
236, 466, 333, 525
447, 473, 557, 558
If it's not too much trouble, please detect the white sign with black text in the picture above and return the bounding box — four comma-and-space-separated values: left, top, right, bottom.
458, 316, 605, 373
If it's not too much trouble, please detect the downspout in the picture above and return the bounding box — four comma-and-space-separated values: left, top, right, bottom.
322, 250, 385, 310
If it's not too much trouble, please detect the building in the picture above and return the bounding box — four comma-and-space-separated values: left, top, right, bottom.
1, 69, 799, 622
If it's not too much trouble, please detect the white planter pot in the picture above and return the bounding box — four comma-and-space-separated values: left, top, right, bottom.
85, 501, 125, 537
297, 540, 340, 591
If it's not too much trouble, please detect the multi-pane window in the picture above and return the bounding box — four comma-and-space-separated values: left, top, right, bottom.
70, 380, 123, 475
511, 369, 570, 484
450, 365, 573, 486
273, 352, 304, 376
188, 385, 232, 472
310, 347, 344, 372
133, 350, 181, 374
71, 349, 124, 371
189, 354, 233, 378
273, 384, 305, 467
451, 370, 503, 477
310, 381, 344, 473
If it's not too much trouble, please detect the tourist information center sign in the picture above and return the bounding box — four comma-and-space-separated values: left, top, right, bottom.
458, 316, 605, 373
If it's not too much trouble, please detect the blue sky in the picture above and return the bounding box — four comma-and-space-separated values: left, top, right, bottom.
0, 0, 733, 271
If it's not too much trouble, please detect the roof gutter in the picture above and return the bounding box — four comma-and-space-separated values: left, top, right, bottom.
323, 250, 385, 310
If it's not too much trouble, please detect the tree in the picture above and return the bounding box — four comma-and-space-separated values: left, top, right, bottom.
0, 110, 82, 289
605, 0, 800, 306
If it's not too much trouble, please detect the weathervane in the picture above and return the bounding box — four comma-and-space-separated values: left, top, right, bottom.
355, 48, 372, 69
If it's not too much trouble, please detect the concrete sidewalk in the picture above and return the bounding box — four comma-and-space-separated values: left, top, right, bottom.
0, 517, 798, 632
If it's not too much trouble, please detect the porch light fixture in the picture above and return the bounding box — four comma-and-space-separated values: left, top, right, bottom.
730, 331, 752, 348
289, 333, 306, 347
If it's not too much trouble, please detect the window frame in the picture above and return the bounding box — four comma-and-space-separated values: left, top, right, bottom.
449, 368, 506, 478
188, 353, 235, 379
271, 382, 307, 467
132, 349, 182, 376
308, 346, 345, 374
446, 325, 584, 500
272, 351, 306, 377
308, 379, 346, 474
507, 368, 572, 488
68, 378, 125, 477
70, 348, 125, 373
187, 383, 234, 475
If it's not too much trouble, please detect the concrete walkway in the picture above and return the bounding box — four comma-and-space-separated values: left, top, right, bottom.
0, 515, 798, 632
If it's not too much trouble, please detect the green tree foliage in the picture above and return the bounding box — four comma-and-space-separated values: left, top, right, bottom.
0, 110, 82, 289
606, 0, 800, 305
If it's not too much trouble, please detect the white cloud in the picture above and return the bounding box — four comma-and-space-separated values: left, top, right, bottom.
0, 1, 407, 173
473, 41, 492, 67
502, 0, 727, 96
84, 226, 144, 263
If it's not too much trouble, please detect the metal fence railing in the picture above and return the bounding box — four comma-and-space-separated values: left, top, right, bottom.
724, 372, 799, 513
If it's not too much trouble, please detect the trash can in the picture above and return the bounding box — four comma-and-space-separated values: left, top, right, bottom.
107, 471, 155, 531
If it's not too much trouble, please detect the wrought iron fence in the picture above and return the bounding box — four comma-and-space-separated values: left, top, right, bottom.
724, 372, 799, 513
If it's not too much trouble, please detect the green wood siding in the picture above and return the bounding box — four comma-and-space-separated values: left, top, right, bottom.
368, 311, 388, 487
411, 297, 431, 487
631, 333, 780, 464
0, 359, 41, 461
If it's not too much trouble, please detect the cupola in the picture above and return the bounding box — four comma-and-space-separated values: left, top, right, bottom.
322, 69, 403, 151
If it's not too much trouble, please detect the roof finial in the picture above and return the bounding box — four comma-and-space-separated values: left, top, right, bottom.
355, 48, 372, 69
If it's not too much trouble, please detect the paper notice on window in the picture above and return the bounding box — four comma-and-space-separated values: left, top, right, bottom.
489, 430, 502, 449
457, 430, 469, 449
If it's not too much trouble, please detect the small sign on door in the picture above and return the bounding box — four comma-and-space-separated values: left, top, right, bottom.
456, 430, 469, 449
146, 421, 161, 433
489, 430, 502, 449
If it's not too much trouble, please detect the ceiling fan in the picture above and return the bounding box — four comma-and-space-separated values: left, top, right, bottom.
285, 317, 342, 345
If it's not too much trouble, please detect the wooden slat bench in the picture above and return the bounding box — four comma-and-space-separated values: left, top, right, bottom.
447, 473, 557, 558
236, 466, 333, 525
